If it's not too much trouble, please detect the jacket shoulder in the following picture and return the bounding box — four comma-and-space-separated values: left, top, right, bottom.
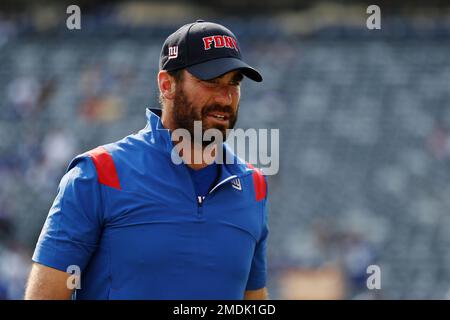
245, 163, 268, 202
68, 145, 121, 190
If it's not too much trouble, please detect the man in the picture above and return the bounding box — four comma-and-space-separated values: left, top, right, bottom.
25, 20, 268, 300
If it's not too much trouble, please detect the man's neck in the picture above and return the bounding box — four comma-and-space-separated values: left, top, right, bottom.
161, 109, 220, 170
184, 143, 218, 170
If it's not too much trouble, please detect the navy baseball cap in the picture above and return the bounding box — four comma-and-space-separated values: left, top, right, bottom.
159, 20, 263, 82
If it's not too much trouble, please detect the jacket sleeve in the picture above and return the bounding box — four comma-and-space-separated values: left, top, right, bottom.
32, 156, 104, 272
245, 176, 269, 291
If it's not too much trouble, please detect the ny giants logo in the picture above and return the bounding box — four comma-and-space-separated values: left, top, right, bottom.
168, 46, 178, 60
202, 35, 239, 52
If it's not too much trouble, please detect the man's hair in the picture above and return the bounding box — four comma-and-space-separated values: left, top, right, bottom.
159, 69, 184, 108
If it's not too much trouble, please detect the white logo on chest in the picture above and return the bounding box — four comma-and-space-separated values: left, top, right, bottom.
231, 178, 242, 191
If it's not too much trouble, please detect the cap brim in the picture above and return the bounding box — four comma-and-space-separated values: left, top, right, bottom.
187, 57, 263, 82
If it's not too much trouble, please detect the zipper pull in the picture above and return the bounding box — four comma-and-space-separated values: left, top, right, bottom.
197, 196, 203, 206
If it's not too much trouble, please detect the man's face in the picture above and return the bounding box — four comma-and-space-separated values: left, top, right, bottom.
171, 70, 242, 145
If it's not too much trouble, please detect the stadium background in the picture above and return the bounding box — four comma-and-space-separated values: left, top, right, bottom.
1, 0, 450, 299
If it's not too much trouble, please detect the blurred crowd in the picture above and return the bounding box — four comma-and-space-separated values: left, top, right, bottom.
1, 4, 450, 299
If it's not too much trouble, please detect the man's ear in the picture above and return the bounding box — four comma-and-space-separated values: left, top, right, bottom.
158, 70, 177, 100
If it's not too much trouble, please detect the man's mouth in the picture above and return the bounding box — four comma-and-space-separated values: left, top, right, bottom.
206, 111, 230, 124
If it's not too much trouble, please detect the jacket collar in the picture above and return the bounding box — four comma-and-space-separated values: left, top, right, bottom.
145, 108, 173, 155
144, 108, 252, 179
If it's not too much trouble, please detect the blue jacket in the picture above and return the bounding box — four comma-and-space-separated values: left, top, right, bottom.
33, 108, 269, 300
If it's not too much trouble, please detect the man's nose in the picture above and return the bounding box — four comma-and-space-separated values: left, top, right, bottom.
214, 86, 233, 106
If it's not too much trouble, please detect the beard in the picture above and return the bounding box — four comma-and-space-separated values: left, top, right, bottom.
172, 85, 238, 147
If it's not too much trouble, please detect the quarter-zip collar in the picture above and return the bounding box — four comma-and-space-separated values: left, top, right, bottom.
144, 108, 254, 187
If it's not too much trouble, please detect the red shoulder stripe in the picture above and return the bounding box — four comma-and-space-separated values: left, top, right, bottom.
246, 163, 266, 201
87, 146, 121, 190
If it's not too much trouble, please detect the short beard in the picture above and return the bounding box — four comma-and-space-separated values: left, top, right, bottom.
172, 85, 238, 147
